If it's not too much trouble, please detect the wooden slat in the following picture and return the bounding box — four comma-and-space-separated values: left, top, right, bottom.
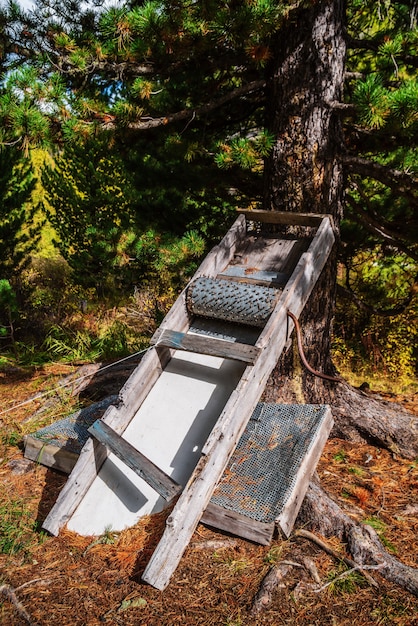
237, 209, 333, 227
152, 329, 260, 364
141, 217, 335, 590
42, 215, 246, 537
88, 420, 181, 503
216, 268, 289, 287
276, 406, 334, 536
24, 436, 78, 475
201, 502, 274, 546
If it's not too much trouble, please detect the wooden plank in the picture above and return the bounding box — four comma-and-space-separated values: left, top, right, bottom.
216, 267, 289, 287
152, 329, 260, 364
42, 345, 170, 536
237, 209, 333, 227
24, 436, 78, 475
42, 216, 246, 537
201, 502, 274, 546
226, 237, 308, 277
276, 407, 334, 536
88, 420, 182, 503
141, 217, 335, 590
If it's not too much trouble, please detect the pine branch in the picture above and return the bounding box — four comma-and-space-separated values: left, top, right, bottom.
346, 34, 418, 69
343, 154, 418, 207
104, 80, 266, 131
346, 194, 418, 259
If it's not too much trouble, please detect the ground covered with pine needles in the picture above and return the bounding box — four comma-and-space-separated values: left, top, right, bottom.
1, 364, 417, 626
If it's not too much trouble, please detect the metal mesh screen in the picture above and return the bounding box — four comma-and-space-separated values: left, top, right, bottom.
29, 396, 117, 454
210, 403, 329, 523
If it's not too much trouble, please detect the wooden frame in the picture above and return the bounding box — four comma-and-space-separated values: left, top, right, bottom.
142, 216, 335, 589
42, 212, 335, 591
43, 215, 247, 536
88, 420, 182, 503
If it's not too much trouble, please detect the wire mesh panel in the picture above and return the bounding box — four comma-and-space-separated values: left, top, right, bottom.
210, 403, 330, 523
26, 396, 117, 455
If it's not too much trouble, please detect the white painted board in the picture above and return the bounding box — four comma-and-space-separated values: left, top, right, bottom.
66, 351, 245, 536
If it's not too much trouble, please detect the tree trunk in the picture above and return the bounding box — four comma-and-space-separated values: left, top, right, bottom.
263, 0, 345, 403
262, 0, 418, 460
259, 0, 418, 600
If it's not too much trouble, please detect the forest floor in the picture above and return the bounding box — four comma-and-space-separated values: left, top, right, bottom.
0, 363, 418, 626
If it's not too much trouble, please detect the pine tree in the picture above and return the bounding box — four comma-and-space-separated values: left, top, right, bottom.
41, 137, 138, 293
0, 147, 38, 279
1, 0, 418, 594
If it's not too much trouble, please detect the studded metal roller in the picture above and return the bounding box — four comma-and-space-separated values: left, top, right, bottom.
186, 276, 280, 327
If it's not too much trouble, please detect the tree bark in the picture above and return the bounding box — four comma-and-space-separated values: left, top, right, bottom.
262, 0, 418, 460
263, 0, 345, 398
261, 0, 418, 600
298, 480, 418, 596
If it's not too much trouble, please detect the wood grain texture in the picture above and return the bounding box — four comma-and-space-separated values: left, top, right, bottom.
152, 329, 260, 363
201, 502, 275, 545
142, 217, 335, 590
88, 420, 182, 502
24, 437, 78, 475
276, 406, 334, 536
237, 209, 334, 227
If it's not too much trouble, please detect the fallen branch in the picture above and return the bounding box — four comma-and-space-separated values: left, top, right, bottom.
294, 528, 378, 587
251, 562, 295, 615
298, 481, 418, 596
348, 524, 418, 596
0, 583, 39, 626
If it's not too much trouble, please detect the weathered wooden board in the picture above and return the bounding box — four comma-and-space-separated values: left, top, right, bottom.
201, 502, 275, 546
220, 236, 309, 281
43, 215, 247, 537
237, 209, 333, 227
88, 420, 182, 503
24, 437, 79, 475
276, 406, 334, 536
217, 267, 288, 287
141, 217, 335, 589
152, 329, 260, 363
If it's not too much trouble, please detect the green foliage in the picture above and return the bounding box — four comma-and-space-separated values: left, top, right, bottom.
0, 496, 43, 556
0, 147, 39, 279
333, 449, 348, 463
42, 138, 139, 294
353, 74, 390, 129
0, 279, 18, 317
0, 279, 18, 352
0, 67, 67, 151
334, 248, 418, 387
134, 228, 205, 288
370, 594, 414, 623
1, 430, 22, 447
324, 563, 367, 595
43, 318, 146, 363
215, 131, 274, 170
363, 516, 397, 553
264, 545, 283, 564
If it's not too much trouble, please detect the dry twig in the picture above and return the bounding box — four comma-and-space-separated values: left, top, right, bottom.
0, 582, 40, 626
294, 528, 379, 587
